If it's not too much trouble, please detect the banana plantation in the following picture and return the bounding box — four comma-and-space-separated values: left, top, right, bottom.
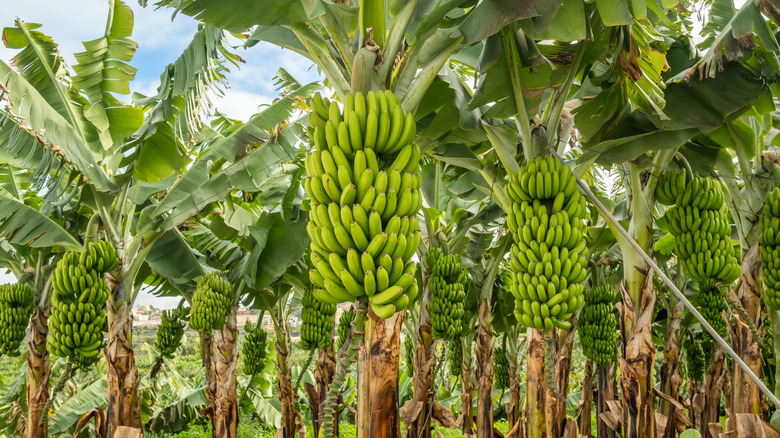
4, 0, 780, 437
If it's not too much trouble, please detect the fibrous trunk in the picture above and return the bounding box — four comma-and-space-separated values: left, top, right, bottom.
620, 275, 657, 438
729, 244, 762, 419
702, 346, 726, 438
659, 300, 684, 438
408, 296, 435, 438
597, 366, 616, 438
275, 316, 296, 438
475, 299, 494, 438
619, 164, 657, 438
507, 352, 521, 427
27, 306, 49, 438
105, 299, 141, 437
461, 336, 474, 436
548, 326, 576, 438
578, 360, 594, 437
209, 305, 239, 438
524, 327, 547, 438
312, 344, 337, 438
357, 312, 404, 438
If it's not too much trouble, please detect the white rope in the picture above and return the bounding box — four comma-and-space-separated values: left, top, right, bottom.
572, 171, 780, 410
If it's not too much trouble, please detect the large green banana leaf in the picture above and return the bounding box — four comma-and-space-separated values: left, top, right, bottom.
0, 189, 81, 250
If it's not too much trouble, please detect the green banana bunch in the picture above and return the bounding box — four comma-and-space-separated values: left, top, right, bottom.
698, 283, 728, 337
189, 272, 232, 332
427, 248, 467, 340
403, 334, 415, 377
0, 283, 34, 356
300, 288, 337, 350
685, 336, 706, 383
242, 321, 268, 376
494, 346, 509, 390
761, 187, 780, 309
655, 169, 686, 206
155, 307, 189, 359
448, 336, 462, 377
505, 155, 589, 331
305, 91, 422, 318
664, 175, 740, 284
661, 174, 739, 337
578, 285, 618, 367
48, 241, 116, 369
336, 306, 354, 351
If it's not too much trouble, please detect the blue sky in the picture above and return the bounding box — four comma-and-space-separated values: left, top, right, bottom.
0, 0, 324, 307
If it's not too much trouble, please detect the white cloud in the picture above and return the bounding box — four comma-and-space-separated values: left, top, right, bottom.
213, 89, 276, 121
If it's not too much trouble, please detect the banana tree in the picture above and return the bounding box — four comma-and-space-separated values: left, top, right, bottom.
0, 3, 316, 434
0, 165, 84, 438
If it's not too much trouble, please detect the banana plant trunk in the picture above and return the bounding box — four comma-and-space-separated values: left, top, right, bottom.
275, 314, 296, 438
597, 366, 616, 438
408, 289, 436, 438
507, 353, 521, 427
209, 305, 239, 438
620, 275, 656, 438
578, 360, 594, 437
201, 331, 216, 407
312, 343, 338, 438
461, 336, 475, 436
475, 299, 495, 438
618, 166, 658, 438
524, 327, 547, 438
27, 306, 49, 438
659, 300, 684, 438
357, 311, 404, 438
105, 297, 141, 437
729, 244, 762, 419
548, 327, 576, 438
690, 381, 703, 432
702, 346, 726, 437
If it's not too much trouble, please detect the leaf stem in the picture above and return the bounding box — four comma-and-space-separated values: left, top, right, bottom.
500, 26, 535, 160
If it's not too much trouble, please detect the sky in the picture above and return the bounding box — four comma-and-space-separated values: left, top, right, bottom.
0, 0, 324, 307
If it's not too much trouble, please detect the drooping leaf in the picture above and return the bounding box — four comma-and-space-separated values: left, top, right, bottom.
252, 212, 309, 291
696, 0, 780, 77
0, 189, 81, 250
149, 0, 312, 31
151, 81, 320, 221
144, 228, 204, 297
158, 126, 299, 231
133, 122, 192, 183
48, 376, 107, 434
458, 0, 560, 44
596, 0, 633, 26
0, 60, 115, 191
135, 24, 240, 139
